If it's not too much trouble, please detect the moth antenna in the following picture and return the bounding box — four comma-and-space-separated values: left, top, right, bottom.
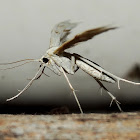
0, 59, 35, 65
0, 59, 39, 70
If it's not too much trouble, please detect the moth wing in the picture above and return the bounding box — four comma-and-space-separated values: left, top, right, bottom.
49, 20, 79, 48
75, 54, 116, 83
54, 26, 117, 54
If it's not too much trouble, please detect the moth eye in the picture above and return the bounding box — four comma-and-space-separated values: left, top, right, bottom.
42, 58, 49, 63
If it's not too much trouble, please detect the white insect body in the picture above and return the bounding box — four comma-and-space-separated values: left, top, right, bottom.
1, 20, 140, 113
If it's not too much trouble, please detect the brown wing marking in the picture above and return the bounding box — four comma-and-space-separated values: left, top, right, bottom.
54, 26, 117, 54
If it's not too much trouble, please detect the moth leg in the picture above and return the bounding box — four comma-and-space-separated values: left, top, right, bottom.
71, 55, 75, 73
60, 67, 83, 114
94, 78, 122, 112
27, 66, 49, 81
116, 77, 140, 89
98, 86, 103, 95
47, 61, 61, 76
6, 66, 43, 101
34, 66, 49, 80
70, 55, 79, 74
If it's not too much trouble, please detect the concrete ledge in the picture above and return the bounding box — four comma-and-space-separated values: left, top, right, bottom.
0, 112, 140, 140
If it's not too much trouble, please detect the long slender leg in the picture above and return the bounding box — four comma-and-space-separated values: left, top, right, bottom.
71, 55, 79, 73
94, 78, 122, 111
60, 67, 83, 114
30, 66, 49, 80
6, 66, 43, 101
71, 56, 75, 73
118, 78, 140, 89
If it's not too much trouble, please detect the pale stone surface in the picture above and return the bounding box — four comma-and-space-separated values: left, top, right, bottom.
0, 112, 140, 140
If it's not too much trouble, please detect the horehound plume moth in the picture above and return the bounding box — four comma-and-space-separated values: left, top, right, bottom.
0, 20, 140, 113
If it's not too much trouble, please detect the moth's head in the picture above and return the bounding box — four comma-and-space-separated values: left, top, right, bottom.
39, 47, 57, 65
39, 52, 52, 65
39, 57, 49, 65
